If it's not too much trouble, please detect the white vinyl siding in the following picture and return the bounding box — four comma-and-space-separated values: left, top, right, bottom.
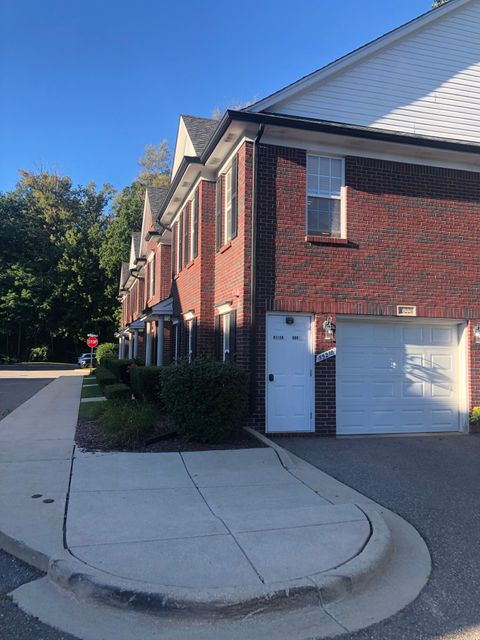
269, 1, 480, 144
307, 156, 343, 236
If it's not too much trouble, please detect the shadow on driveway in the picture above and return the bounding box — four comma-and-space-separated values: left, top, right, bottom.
274, 434, 480, 640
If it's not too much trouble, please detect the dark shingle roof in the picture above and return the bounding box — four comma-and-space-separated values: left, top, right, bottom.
182, 115, 219, 156
146, 187, 169, 233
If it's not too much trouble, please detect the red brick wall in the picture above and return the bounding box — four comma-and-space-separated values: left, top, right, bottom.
214, 142, 253, 370
253, 144, 480, 433
172, 183, 216, 357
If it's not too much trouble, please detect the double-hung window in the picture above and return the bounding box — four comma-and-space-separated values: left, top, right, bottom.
148, 253, 155, 299
214, 309, 237, 362
177, 214, 183, 274
190, 192, 198, 260
307, 155, 344, 237
216, 154, 238, 248
183, 206, 189, 268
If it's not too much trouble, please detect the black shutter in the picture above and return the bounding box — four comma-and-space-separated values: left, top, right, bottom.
191, 317, 197, 360
216, 176, 222, 250
231, 155, 238, 239
178, 213, 183, 271
183, 207, 189, 267
192, 190, 199, 259
172, 225, 177, 276
229, 310, 237, 362
214, 314, 221, 360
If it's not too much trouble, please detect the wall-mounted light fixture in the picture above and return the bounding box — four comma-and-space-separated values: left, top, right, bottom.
474, 325, 480, 344
323, 317, 336, 342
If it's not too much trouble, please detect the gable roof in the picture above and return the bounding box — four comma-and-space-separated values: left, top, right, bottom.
145, 187, 169, 233
119, 262, 130, 292
181, 115, 219, 155
247, 0, 474, 114
132, 231, 141, 259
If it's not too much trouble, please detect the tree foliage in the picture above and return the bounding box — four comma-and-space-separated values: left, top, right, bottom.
432, 0, 448, 7
0, 142, 171, 362
0, 171, 115, 361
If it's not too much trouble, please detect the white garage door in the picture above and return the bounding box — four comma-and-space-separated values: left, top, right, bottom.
336, 320, 463, 435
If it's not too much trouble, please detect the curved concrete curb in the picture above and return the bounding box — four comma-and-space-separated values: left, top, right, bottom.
47, 506, 391, 616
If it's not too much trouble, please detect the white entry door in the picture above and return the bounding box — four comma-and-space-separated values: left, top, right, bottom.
336, 320, 463, 435
266, 314, 314, 433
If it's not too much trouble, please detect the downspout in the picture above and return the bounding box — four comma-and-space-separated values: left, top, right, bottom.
249, 124, 265, 413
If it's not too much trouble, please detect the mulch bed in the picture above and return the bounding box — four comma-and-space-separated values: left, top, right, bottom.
75, 417, 266, 453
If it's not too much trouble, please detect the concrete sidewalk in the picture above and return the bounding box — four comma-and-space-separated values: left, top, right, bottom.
0, 376, 431, 639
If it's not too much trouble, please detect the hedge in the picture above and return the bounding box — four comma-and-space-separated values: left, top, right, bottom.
96, 343, 117, 366
95, 366, 117, 388
161, 358, 248, 444
104, 358, 139, 385
104, 383, 132, 401
130, 366, 164, 405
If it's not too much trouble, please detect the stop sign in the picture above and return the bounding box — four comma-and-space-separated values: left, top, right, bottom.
87, 336, 98, 348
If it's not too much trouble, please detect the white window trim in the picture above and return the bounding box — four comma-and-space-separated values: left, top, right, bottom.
222, 313, 231, 362
187, 318, 194, 363
306, 155, 346, 238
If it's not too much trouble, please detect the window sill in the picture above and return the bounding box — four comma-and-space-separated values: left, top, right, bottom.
186, 260, 195, 270
305, 235, 350, 246
219, 241, 232, 254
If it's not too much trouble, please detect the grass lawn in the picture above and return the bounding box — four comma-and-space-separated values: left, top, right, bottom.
81, 384, 103, 398
78, 402, 105, 420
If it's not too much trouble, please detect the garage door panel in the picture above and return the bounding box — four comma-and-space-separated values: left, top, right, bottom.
336, 320, 461, 435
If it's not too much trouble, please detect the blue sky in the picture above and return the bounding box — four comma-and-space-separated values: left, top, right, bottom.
0, 0, 433, 194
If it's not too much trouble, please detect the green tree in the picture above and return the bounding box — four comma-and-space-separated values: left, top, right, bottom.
138, 141, 171, 188
432, 0, 448, 7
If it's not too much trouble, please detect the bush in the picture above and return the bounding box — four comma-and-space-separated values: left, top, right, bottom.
161, 358, 248, 444
96, 343, 117, 366
470, 407, 480, 425
29, 345, 48, 362
95, 366, 117, 388
104, 358, 139, 385
98, 400, 157, 446
130, 366, 164, 404
104, 383, 131, 401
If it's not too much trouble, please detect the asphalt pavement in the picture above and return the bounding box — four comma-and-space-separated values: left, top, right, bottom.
0, 378, 51, 420
275, 433, 480, 640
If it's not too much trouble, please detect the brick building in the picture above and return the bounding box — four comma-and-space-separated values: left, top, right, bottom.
119, 0, 480, 436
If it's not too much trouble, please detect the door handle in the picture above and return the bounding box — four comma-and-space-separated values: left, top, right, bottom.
269, 374, 274, 382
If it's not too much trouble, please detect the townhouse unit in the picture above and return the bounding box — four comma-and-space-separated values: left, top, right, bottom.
118, 0, 480, 437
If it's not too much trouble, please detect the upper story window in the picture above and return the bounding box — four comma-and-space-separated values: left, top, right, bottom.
177, 213, 183, 274
307, 155, 344, 237
216, 154, 238, 249
183, 205, 189, 268
148, 253, 155, 299
190, 191, 199, 260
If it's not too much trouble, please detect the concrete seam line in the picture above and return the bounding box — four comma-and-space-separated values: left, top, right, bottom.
178, 452, 266, 585
62, 444, 76, 551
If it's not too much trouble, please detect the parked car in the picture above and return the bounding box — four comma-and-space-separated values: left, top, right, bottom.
78, 353, 96, 368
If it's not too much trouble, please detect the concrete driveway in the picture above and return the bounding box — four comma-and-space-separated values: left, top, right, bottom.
275, 433, 480, 640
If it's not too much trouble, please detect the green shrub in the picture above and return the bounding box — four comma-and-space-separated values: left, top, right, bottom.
98, 400, 157, 446
95, 366, 117, 388
29, 345, 48, 362
470, 407, 480, 425
130, 366, 164, 404
161, 358, 248, 444
104, 358, 139, 385
96, 343, 117, 366
104, 383, 131, 401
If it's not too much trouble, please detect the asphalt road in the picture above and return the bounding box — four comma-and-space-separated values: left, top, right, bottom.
0, 374, 79, 640
0, 378, 52, 420
275, 433, 480, 640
